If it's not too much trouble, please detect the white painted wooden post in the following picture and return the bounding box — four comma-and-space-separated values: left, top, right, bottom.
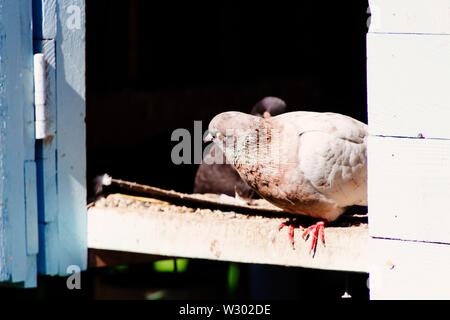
0, 0, 38, 287
368, 0, 450, 299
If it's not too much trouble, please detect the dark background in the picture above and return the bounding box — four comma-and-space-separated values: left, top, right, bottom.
86, 0, 369, 193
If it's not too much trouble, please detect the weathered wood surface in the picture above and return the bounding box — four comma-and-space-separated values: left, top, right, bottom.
104, 177, 285, 214
370, 238, 450, 300
55, 0, 87, 274
88, 194, 369, 273
34, 0, 87, 276
0, 0, 37, 287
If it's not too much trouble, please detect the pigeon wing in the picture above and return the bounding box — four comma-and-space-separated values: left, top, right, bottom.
275, 112, 368, 207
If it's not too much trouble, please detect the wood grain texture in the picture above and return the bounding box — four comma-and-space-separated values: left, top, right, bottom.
369, 0, 450, 34
368, 136, 450, 244
88, 196, 369, 273
0, 0, 37, 286
367, 33, 450, 139
107, 178, 285, 214
370, 238, 450, 299
55, 0, 87, 274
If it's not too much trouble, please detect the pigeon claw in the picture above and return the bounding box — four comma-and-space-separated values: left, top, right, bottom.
302, 221, 326, 257
279, 219, 326, 256
278, 219, 301, 250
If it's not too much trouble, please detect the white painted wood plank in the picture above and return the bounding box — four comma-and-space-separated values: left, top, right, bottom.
367, 33, 450, 139
55, 0, 87, 274
369, 0, 450, 34
370, 238, 450, 299
368, 136, 450, 243
88, 203, 369, 273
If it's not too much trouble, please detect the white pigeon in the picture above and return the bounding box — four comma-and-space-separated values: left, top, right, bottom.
205, 111, 368, 255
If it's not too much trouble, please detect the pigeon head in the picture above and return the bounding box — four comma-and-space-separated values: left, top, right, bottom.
205, 111, 255, 142
251, 96, 287, 118
205, 111, 264, 164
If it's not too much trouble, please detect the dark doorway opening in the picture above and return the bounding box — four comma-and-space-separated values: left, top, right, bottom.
86, 1, 369, 193
85, 1, 370, 300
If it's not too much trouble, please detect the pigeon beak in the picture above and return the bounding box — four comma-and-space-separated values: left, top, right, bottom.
204, 133, 214, 143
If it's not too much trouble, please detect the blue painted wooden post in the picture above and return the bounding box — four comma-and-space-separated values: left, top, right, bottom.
0, 0, 86, 287
55, 0, 87, 274
34, 0, 87, 276
0, 0, 38, 287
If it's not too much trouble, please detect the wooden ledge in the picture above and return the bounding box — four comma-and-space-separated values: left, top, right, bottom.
87, 194, 368, 273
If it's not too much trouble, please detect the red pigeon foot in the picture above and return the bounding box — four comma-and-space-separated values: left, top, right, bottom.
278, 218, 303, 249
279, 219, 326, 257
302, 221, 326, 257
